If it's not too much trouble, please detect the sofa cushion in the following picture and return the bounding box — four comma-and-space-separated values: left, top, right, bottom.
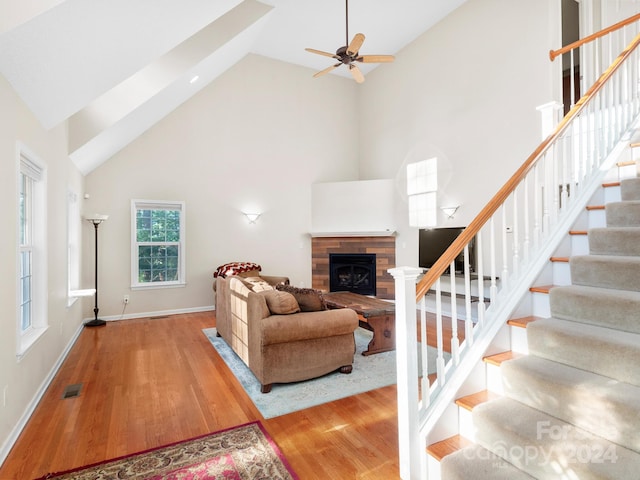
260, 290, 300, 315
261, 308, 358, 345
241, 276, 273, 292
276, 284, 327, 312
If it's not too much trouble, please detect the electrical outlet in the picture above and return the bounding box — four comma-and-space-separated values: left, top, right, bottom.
123, 295, 130, 304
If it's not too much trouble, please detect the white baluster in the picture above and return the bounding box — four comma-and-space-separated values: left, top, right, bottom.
463, 245, 473, 347
489, 217, 498, 303
512, 187, 520, 277
501, 206, 509, 288
449, 265, 459, 365
435, 278, 445, 385
476, 231, 486, 328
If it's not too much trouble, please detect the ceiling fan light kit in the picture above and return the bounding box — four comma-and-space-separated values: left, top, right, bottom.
305, 0, 394, 83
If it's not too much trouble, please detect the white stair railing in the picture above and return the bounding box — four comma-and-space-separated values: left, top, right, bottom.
390, 26, 640, 480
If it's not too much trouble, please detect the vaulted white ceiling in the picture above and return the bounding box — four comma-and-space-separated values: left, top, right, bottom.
0, 0, 468, 174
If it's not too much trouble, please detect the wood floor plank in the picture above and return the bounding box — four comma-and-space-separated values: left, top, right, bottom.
0, 312, 402, 479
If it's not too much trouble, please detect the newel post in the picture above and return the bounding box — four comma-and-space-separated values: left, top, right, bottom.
389, 266, 422, 480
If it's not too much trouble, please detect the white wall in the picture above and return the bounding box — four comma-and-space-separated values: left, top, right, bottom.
82, 54, 359, 317
358, 0, 560, 269
0, 74, 85, 460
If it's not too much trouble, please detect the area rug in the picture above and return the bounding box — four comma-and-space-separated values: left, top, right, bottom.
203, 327, 447, 419
36, 421, 297, 480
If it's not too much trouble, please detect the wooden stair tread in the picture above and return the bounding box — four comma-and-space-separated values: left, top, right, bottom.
426, 434, 473, 461
529, 285, 555, 294
629, 142, 640, 149
507, 315, 543, 328
617, 160, 636, 167
483, 350, 522, 366
602, 181, 621, 188
455, 390, 500, 411
586, 205, 605, 211
569, 230, 588, 235
550, 256, 569, 263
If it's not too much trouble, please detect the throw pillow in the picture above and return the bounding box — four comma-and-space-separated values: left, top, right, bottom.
213, 262, 261, 278
241, 276, 273, 292
276, 284, 327, 312
260, 290, 300, 315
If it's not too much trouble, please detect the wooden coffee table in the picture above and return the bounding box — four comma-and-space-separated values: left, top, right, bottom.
323, 291, 395, 356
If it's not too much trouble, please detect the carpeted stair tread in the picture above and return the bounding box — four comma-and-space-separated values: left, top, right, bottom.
589, 227, 640, 256
550, 285, 640, 334
440, 444, 535, 479
527, 318, 640, 386
472, 397, 640, 479
606, 200, 640, 227
621, 177, 640, 200
501, 355, 640, 452
570, 254, 640, 292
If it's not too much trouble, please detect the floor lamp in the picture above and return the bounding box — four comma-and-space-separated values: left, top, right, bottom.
85, 214, 108, 327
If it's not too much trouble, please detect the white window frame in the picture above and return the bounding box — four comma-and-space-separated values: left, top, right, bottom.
407, 157, 438, 228
17, 146, 48, 358
131, 199, 186, 290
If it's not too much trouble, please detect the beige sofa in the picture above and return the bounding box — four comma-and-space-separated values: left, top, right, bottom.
214, 273, 359, 393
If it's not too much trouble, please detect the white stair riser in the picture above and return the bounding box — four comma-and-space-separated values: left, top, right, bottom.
552, 262, 571, 285
603, 185, 621, 204
570, 234, 589, 256
531, 291, 550, 317
510, 325, 528, 354
485, 362, 504, 395
427, 455, 443, 480
588, 209, 606, 228
458, 407, 476, 442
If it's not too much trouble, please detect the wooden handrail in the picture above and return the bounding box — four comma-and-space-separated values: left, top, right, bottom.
549, 12, 640, 61
416, 32, 640, 301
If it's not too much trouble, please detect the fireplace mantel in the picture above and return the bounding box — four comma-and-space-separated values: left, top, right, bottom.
309, 231, 396, 238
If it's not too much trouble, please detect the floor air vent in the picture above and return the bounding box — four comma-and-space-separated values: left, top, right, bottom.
62, 383, 82, 399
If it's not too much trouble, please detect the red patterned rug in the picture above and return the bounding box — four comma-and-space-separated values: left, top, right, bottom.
36, 421, 297, 480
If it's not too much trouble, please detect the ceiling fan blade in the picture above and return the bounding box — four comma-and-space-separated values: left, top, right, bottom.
346, 33, 365, 56
349, 64, 365, 84
313, 63, 340, 78
356, 54, 395, 63
305, 48, 338, 59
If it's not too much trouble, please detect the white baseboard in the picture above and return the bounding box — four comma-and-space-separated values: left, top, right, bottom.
0, 322, 84, 467
82, 304, 215, 323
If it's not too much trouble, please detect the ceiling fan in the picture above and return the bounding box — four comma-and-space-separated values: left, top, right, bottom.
305, 0, 395, 83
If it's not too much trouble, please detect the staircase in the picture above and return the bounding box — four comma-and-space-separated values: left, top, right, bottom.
389, 16, 640, 480
436, 171, 640, 479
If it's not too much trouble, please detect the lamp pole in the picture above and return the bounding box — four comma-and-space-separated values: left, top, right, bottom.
85, 215, 108, 327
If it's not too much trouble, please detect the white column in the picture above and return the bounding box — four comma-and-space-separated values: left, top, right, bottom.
389, 266, 422, 480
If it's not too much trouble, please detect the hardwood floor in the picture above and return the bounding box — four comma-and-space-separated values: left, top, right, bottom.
0, 310, 465, 479
0, 312, 400, 479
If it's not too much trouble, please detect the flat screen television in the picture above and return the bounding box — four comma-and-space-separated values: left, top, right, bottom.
419, 227, 476, 274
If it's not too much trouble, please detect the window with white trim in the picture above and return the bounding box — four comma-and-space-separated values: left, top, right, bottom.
18, 151, 48, 357
407, 157, 438, 228
131, 200, 185, 289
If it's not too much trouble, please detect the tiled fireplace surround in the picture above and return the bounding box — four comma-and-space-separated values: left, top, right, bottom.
311, 236, 396, 300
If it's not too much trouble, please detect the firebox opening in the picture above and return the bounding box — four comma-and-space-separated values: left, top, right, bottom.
329, 253, 376, 296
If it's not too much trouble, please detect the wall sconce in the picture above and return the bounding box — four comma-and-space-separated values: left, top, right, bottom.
440, 206, 459, 219
243, 212, 261, 224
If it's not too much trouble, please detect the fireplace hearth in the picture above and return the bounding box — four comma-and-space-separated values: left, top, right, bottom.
329, 253, 376, 296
